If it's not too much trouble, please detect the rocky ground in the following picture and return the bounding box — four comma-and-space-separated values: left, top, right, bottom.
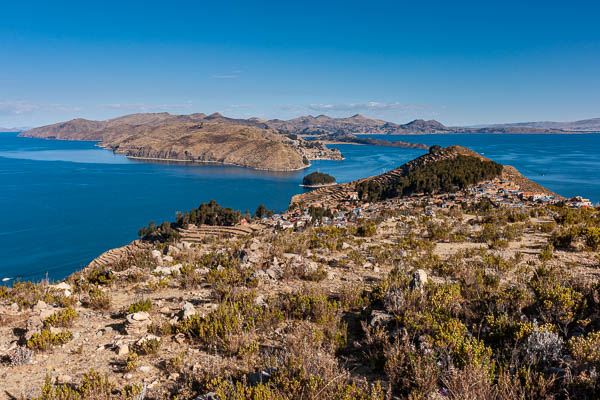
1, 200, 599, 399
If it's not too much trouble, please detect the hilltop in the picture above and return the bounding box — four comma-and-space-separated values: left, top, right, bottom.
290, 145, 561, 207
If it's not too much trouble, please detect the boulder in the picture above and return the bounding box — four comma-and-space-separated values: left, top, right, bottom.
177, 241, 192, 250
53, 282, 73, 297
129, 312, 150, 322
195, 393, 218, 400
125, 312, 152, 335
32, 300, 49, 313
182, 302, 196, 319
266, 267, 280, 280
56, 375, 73, 385
248, 368, 277, 386
251, 270, 268, 280
151, 250, 163, 264
369, 310, 393, 328
116, 343, 129, 356
153, 264, 182, 275
409, 269, 428, 292
167, 245, 180, 256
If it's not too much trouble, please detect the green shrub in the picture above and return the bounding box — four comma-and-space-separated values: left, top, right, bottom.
125, 352, 139, 371
36, 369, 120, 400
583, 227, 600, 250
135, 337, 160, 356
128, 299, 152, 314
88, 287, 111, 310
356, 223, 377, 237
85, 268, 113, 285
27, 329, 73, 351
569, 331, 600, 366
43, 307, 78, 328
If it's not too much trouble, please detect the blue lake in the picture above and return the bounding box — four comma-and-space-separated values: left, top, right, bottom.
1, 132, 599, 282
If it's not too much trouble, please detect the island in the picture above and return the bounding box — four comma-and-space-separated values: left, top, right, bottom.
300, 171, 336, 187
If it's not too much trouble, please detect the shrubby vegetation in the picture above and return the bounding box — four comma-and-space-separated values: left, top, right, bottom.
138, 200, 242, 242
357, 155, 503, 202
138, 200, 277, 242
302, 171, 336, 186
175, 200, 241, 227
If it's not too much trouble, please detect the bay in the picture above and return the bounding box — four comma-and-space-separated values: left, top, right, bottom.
0, 132, 598, 282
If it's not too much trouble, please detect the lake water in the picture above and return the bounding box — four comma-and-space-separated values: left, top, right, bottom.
1, 132, 599, 282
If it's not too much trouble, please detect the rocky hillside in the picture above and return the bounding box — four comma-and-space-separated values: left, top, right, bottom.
1, 182, 598, 399
290, 145, 560, 206
267, 115, 457, 135
316, 132, 429, 149
19, 112, 268, 141
20, 116, 342, 171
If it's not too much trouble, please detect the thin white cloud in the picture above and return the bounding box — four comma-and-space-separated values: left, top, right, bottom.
101, 102, 194, 112
308, 101, 432, 114
211, 70, 241, 79
274, 101, 441, 122
0, 100, 82, 116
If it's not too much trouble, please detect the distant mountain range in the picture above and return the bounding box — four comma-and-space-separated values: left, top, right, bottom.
22, 112, 599, 141
470, 117, 600, 132
0, 127, 29, 132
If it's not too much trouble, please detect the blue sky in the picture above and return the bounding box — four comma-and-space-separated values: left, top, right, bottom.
1, 0, 599, 127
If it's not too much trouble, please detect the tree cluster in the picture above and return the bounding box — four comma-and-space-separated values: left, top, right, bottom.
357, 155, 503, 202
302, 171, 336, 186
176, 200, 241, 227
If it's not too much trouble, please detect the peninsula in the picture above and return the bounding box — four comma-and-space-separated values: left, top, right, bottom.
20, 113, 343, 171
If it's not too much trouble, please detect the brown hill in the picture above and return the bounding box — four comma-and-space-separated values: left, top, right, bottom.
20, 114, 343, 171
290, 145, 560, 207
267, 115, 456, 135
99, 122, 312, 171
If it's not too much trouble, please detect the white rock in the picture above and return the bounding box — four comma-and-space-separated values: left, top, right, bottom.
182, 302, 196, 319
163, 255, 174, 263
153, 264, 181, 275
56, 375, 72, 385
167, 245, 180, 256
116, 344, 129, 356
32, 300, 49, 312
130, 311, 150, 322
53, 282, 73, 297
139, 365, 151, 373
151, 250, 163, 262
